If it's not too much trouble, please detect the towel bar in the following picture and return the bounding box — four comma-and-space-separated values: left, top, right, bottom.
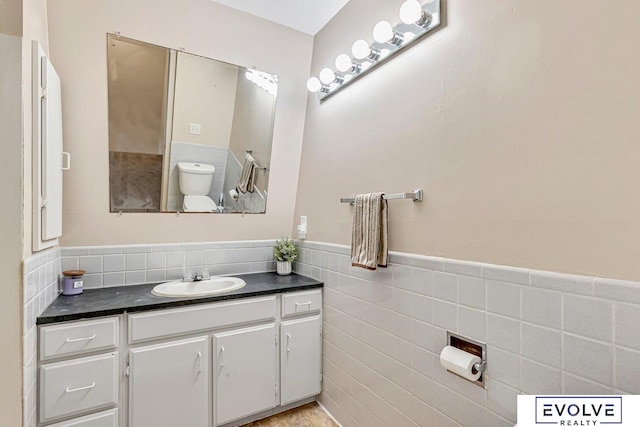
242, 150, 269, 171
340, 189, 423, 204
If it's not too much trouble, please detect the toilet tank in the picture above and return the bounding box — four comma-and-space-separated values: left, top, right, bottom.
178, 162, 215, 196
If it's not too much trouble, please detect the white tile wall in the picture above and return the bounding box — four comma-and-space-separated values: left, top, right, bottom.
295, 241, 640, 427
22, 247, 61, 427
61, 240, 277, 288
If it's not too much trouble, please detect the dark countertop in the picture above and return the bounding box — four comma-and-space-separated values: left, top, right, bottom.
37, 272, 323, 325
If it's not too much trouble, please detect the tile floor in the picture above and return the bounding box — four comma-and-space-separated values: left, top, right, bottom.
241, 402, 339, 427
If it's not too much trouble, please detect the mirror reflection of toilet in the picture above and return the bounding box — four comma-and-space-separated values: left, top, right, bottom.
178, 162, 218, 212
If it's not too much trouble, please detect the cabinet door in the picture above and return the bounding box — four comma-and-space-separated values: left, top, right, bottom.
213, 323, 277, 426
280, 316, 322, 405
129, 336, 208, 427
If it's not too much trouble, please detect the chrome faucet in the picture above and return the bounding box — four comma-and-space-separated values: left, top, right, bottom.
182, 268, 210, 282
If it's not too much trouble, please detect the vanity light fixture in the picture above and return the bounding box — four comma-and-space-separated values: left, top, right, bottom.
306, 0, 441, 101
245, 69, 278, 96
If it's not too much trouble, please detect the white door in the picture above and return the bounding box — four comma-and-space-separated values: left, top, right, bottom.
129, 336, 208, 427
280, 316, 322, 405
213, 323, 277, 426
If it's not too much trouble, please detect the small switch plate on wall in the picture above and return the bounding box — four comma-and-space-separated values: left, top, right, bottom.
297, 216, 307, 239
189, 123, 201, 135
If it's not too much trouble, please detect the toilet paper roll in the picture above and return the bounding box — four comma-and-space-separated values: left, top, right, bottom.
228, 189, 239, 201
439, 346, 482, 382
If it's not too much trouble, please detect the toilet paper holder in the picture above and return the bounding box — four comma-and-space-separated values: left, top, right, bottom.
445, 331, 487, 388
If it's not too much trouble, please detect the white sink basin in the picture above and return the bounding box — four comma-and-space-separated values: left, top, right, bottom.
151, 277, 246, 297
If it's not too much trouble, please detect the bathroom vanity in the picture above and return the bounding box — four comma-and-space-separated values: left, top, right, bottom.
36, 273, 323, 427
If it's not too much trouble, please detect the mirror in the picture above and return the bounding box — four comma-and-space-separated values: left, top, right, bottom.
107, 34, 277, 214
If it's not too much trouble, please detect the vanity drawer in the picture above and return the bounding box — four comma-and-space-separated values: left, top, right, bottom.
40, 353, 119, 423
282, 289, 322, 317
128, 296, 277, 343
40, 317, 119, 361
47, 408, 118, 427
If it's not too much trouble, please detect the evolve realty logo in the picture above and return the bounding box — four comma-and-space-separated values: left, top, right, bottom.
517, 396, 640, 427
536, 397, 621, 425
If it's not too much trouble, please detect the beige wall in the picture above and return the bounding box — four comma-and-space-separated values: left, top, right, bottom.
0, 33, 26, 427
229, 72, 277, 192
47, 0, 313, 246
108, 36, 169, 155
172, 52, 238, 148
0, 0, 23, 37
294, 0, 640, 281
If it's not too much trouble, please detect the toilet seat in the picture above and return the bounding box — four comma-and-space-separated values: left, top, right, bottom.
183, 195, 217, 212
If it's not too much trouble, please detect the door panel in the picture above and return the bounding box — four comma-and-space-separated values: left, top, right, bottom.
214, 323, 277, 426
280, 316, 322, 405
129, 336, 208, 427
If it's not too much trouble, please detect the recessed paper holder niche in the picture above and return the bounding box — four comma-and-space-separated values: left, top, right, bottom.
444, 331, 487, 388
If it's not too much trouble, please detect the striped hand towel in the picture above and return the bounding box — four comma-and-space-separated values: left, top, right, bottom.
351, 192, 388, 270
237, 152, 256, 194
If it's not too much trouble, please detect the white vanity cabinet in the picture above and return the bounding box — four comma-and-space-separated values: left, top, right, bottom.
38, 287, 323, 427
128, 336, 209, 427
213, 324, 277, 426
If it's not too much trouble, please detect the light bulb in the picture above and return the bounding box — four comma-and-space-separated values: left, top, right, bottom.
306, 77, 322, 93
352, 39, 372, 60
399, 0, 423, 24
335, 54, 353, 72
319, 68, 336, 85
373, 21, 394, 43
399, 0, 432, 27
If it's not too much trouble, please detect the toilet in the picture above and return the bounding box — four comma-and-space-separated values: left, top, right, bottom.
177, 162, 218, 212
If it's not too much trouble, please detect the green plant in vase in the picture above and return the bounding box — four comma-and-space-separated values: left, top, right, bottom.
274, 237, 297, 275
